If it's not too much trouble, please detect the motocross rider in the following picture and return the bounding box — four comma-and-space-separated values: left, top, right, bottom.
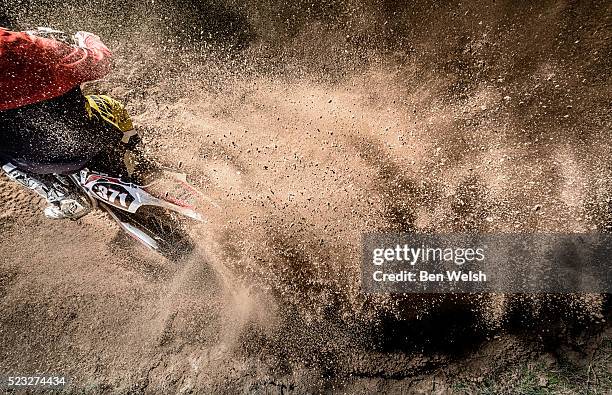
0, 25, 135, 219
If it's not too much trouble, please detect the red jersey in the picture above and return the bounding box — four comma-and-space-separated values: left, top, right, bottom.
0, 28, 112, 111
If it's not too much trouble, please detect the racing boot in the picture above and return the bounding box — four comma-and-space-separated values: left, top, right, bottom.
43, 198, 90, 220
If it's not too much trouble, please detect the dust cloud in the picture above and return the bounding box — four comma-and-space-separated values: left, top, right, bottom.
1, 0, 610, 391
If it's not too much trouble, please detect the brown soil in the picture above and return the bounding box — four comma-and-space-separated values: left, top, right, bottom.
1, 0, 611, 393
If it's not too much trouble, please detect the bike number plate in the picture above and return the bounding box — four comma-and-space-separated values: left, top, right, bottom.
84, 176, 137, 211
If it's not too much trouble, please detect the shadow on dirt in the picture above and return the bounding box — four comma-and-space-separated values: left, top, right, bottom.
350, 136, 440, 232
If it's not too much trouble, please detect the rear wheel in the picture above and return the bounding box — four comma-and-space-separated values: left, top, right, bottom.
111, 205, 196, 261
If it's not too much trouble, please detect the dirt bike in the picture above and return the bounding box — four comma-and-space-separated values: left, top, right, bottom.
80, 165, 206, 260
1, 93, 209, 261
2, 161, 205, 260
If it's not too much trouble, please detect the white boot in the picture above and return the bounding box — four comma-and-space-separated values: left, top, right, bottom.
43, 198, 90, 220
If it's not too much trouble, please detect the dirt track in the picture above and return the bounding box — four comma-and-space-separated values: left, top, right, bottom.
1, 0, 611, 393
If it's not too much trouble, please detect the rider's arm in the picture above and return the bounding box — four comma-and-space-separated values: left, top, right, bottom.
59, 31, 112, 81
0, 28, 112, 111
0, 28, 112, 80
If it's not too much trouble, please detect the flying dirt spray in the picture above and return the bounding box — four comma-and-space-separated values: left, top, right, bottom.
0, 0, 610, 392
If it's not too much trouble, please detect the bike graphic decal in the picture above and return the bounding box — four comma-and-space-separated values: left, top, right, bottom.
80, 171, 204, 220
83, 176, 138, 211
90, 182, 134, 209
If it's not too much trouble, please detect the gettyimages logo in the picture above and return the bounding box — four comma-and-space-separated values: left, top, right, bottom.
362, 233, 612, 293
372, 244, 486, 265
